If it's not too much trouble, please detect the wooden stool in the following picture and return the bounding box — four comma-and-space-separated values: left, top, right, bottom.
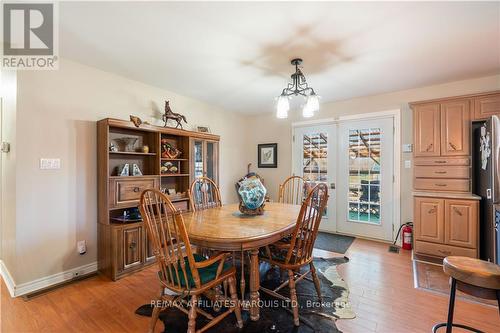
432, 256, 500, 333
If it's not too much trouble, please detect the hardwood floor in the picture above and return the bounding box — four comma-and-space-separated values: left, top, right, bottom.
1, 238, 499, 332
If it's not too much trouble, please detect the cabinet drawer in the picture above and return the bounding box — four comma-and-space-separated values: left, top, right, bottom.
173, 200, 189, 213
109, 177, 159, 208
414, 178, 469, 192
414, 166, 469, 179
414, 157, 470, 166
415, 240, 477, 258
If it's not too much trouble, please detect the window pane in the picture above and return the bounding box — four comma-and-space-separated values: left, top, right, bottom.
347, 128, 381, 224
302, 132, 328, 216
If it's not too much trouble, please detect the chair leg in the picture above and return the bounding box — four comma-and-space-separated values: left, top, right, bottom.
288, 270, 300, 326
446, 278, 457, 333
148, 288, 164, 333
310, 262, 322, 302
496, 290, 500, 317
188, 294, 198, 333
229, 276, 244, 328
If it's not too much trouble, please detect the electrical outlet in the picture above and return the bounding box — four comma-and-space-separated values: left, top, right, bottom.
77, 240, 86, 255
40, 158, 61, 170
404, 160, 411, 169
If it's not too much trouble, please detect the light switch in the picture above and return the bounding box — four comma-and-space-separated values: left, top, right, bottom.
404, 160, 411, 169
402, 144, 413, 153
40, 158, 61, 170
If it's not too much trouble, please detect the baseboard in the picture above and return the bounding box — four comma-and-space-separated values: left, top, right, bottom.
0, 260, 97, 297
0, 260, 16, 297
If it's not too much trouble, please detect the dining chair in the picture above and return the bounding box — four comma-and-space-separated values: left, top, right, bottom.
278, 176, 306, 205
139, 189, 242, 333
189, 177, 222, 211
260, 183, 329, 326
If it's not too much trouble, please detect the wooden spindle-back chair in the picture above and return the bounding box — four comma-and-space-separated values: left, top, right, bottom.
189, 177, 222, 211
139, 189, 242, 333
260, 183, 329, 326
278, 176, 306, 205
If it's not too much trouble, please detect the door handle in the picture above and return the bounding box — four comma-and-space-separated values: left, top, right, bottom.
449, 142, 458, 150
435, 183, 447, 187
434, 171, 447, 174
425, 143, 433, 152
452, 207, 463, 216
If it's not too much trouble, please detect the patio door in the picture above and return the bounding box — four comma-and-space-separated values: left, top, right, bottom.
293, 124, 337, 232
336, 117, 394, 241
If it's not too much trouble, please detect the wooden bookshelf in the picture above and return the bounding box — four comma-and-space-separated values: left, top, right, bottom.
97, 117, 219, 280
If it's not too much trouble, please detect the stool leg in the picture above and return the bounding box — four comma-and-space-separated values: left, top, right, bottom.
446, 278, 457, 333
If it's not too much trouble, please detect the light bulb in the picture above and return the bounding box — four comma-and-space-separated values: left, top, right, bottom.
276, 94, 289, 119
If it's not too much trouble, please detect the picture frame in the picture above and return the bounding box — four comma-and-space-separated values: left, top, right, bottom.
197, 126, 210, 133
258, 143, 278, 168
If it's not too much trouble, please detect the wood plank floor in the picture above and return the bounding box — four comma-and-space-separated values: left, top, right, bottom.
1, 238, 499, 332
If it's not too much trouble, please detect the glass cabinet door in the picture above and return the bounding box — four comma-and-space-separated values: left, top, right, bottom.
193, 140, 204, 178
206, 141, 218, 183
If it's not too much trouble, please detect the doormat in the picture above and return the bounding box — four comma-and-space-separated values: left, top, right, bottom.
136, 257, 354, 332
314, 232, 355, 254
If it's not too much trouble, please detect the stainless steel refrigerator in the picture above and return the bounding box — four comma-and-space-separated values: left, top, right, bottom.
473, 115, 500, 263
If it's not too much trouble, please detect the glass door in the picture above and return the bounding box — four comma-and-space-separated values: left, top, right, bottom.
336, 117, 394, 241
191, 139, 219, 184
293, 124, 337, 232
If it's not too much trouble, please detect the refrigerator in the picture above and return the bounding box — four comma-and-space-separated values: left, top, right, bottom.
473, 115, 500, 264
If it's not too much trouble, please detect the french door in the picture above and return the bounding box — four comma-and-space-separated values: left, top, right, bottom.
293, 124, 337, 232
336, 118, 394, 241
293, 117, 395, 241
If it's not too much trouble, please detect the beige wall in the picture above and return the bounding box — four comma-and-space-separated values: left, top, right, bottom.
0, 70, 18, 277
247, 74, 500, 227
11, 59, 250, 284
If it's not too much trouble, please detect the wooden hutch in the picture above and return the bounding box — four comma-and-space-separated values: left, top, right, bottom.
411, 91, 500, 261
97, 118, 219, 280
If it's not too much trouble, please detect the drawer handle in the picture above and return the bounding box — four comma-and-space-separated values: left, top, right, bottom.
129, 241, 137, 249
133, 187, 140, 193
438, 250, 451, 255
434, 160, 447, 164
425, 143, 433, 152
452, 207, 463, 216
435, 183, 447, 187
449, 142, 458, 150
434, 171, 447, 174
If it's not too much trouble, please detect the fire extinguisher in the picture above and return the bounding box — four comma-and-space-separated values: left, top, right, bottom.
392, 222, 413, 251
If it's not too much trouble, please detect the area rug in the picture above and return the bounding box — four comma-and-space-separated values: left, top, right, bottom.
136, 257, 354, 332
314, 232, 355, 254
413, 260, 497, 307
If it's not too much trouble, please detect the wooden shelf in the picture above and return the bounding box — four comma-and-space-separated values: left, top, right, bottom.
109, 175, 159, 179
169, 197, 190, 203
109, 151, 157, 156
161, 173, 190, 177
161, 158, 188, 161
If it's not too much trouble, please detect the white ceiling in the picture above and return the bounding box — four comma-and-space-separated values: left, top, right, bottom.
60, 1, 500, 114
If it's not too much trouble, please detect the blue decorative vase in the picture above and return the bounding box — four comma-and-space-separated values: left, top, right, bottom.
237, 177, 267, 215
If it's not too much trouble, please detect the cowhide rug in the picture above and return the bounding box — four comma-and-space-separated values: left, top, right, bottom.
136, 257, 354, 332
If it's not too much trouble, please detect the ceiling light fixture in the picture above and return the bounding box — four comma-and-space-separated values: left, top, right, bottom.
276, 58, 319, 119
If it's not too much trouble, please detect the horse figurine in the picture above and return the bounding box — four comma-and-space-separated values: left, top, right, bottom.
162, 101, 187, 129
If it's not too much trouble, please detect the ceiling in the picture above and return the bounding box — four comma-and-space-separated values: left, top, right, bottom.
59, 2, 500, 114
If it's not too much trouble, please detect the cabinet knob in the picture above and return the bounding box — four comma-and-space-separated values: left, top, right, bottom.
425, 143, 433, 152
129, 241, 137, 250
452, 207, 463, 216
428, 207, 437, 214
133, 187, 140, 192
434, 171, 447, 174
435, 183, 447, 187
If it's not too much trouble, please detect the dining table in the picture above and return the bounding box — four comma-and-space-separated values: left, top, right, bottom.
182, 202, 302, 321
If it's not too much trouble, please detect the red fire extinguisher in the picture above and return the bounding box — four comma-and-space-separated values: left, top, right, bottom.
402, 223, 413, 250
391, 222, 413, 251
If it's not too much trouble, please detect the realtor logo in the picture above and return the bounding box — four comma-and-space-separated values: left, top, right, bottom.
2, 2, 58, 69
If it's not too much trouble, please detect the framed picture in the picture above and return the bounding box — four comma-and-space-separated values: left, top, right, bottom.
197, 126, 210, 133
258, 143, 278, 168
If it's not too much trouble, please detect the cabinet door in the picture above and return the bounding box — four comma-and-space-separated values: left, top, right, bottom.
123, 226, 143, 269
414, 197, 444, 243
440, 100, 470, 156
192, 139, 204, 179
413, 103, 441, 157
444, 199, 477, 248
205, 141, 219, 184
473, 93, 500, 121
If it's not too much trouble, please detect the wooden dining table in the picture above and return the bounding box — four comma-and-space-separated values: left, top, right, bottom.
182, 202, 301, 321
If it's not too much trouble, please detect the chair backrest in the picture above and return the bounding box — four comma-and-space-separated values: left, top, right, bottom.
139, 189, 201, 291
189, 177, 222, 211
284, 183, 329, 266
278, 176, 306, 205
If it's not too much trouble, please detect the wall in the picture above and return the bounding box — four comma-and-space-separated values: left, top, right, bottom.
247, 74, 500, 227
12, 59, 250, 285
0, 70, 17, 280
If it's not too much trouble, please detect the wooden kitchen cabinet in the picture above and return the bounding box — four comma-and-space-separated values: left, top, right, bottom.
444, 199, 477, 249
473, 93, 500, 121
414, 197, 444, 244
440, 100, 470, 156
413, 103, 441, 157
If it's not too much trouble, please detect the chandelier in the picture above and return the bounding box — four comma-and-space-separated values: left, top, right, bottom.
276, 58, 320, 119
